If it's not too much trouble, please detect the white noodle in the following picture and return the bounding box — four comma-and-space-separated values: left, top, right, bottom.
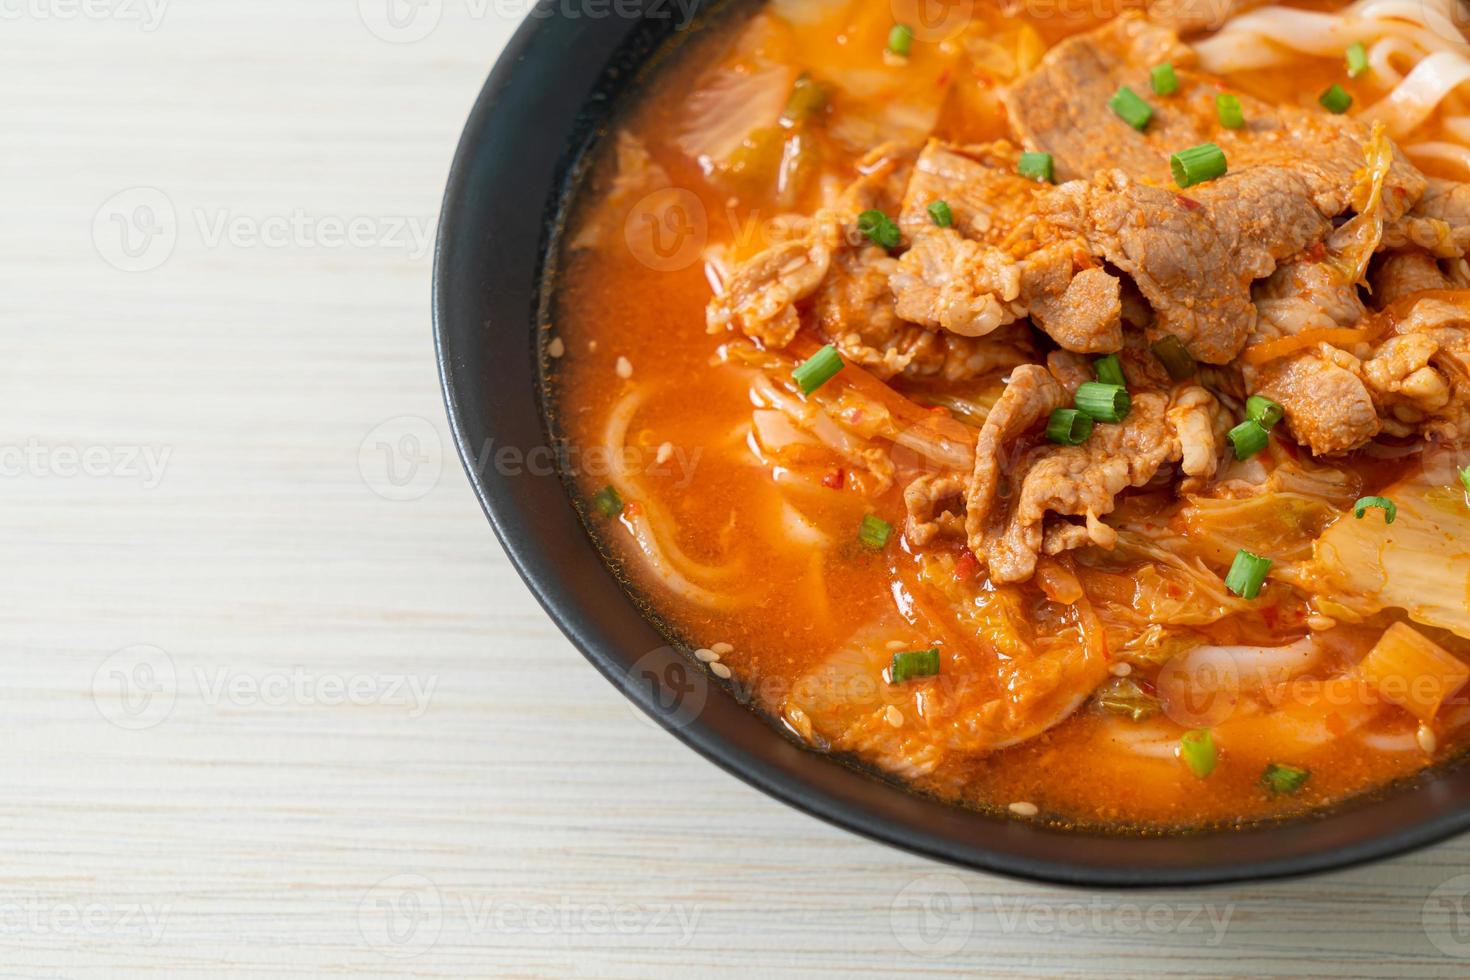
1198, 0, 1470, 142
1405, 139, 1470, 175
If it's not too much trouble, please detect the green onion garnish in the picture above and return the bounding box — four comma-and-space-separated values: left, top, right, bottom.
1353, 495, 1397, 524
1459, 464, 1470, 496
792, 344, 844, 394
592, 485, 623, 518
1151, 335, 1196, 379
1075, 382, 1131, 423
1246, 394, 1284, 430
1228, 419, 1270, 460
1046, 407, 1094, 445
890, 647, 940, 684
1180, 728, 1217, 779
1093, 353, 1126, 387
1151, 63, 1178, 96
1109, 85, 1153, 130
1018, 151, 1054, 184
858, 513, 892, 550
887, 23, 913, 57
1170, 142, 1228, 188
1225, 549, 1272, 599
1346, 41, 1369, 78
1261, 762, 1310, 796
857, 209, 901, 249
781, 73, 826, 125
927, 200, 953, 228
1320, 83, 1353, 114
1216, 93, 1244, 129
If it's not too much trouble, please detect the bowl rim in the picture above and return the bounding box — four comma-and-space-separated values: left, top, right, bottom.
432, 3, 1470, 887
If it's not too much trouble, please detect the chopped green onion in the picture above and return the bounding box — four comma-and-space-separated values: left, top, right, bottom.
1261, 762, 1310, 796
1092, 353, 1126, 387
1459, 465, 1470, 496
792, 344, 844, 394
1246, 394, 1284, 430
1170, 142, 1228, 188
781, 73, 826, 125
1097, 677, 1159, 721
857, 209, 901, 249
1346, 41, 1369, 78
1151, 335, 1196, 379
1216, 93, 1244, 129
1180, 728, 1217, 779
858, 513, 892, 550
1109, 85, 1153, 130
1353, 495, 1397, 524
887, 23, 913, 57
1046, 408, 1094, 445
890, 647, 940, 684
927, 200, 953, 228
592, 485, 623, 518
1225, 549, 1272, 599
1018, 151, 1054, 184
1320, 83, 1353, 114
1227, 419, 1270, 460
1075, 382, 1131, 423
1151, 62, 1178, 96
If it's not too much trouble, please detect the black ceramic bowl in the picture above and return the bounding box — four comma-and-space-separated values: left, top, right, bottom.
433, 0, 1470, 885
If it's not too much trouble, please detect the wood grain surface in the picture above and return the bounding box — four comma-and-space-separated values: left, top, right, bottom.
4, 1, 1470, 975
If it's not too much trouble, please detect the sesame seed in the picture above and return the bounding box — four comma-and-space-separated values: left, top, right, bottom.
588, 340, 598, 352
616, 356, 633, 379
1110, 663, 1132, 677
656, 442, 674, 465
710, 662, 732, 679
547, 336, 565, 358
1307, 613, 1337, 631
886, 640, 906, 651
1008, 801, 1039, 817
885, 705, 903, 728
711, 642, 734, 655
1418, 723, 1438, 754
694, 648, 719, 663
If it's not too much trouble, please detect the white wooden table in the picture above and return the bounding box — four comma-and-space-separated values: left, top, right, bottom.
4, 2, 1470, 975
